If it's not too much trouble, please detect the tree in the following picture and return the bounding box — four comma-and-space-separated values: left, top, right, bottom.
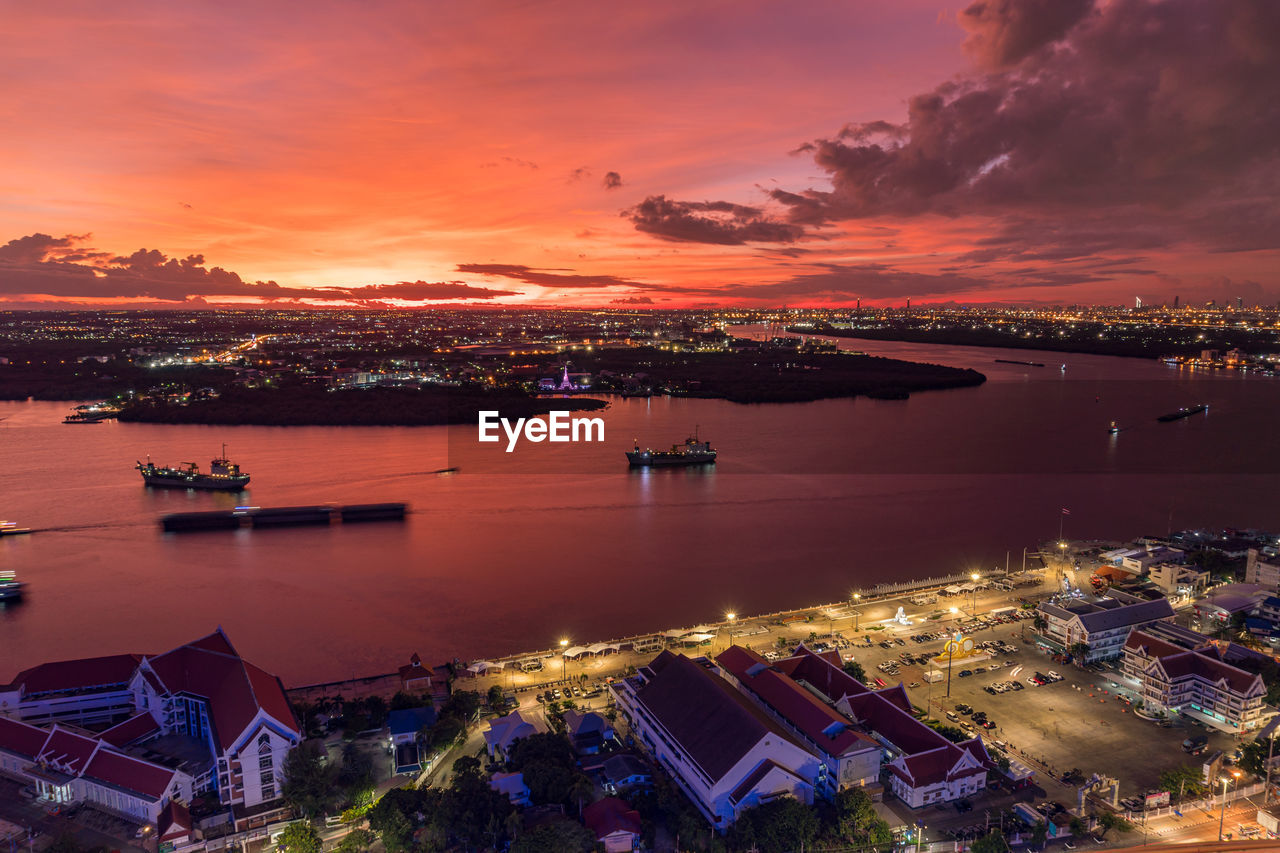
429, 715, 465, 748
822, 787, 892, 848
569, 773, 595, 817
971, 829, 1011, 853
452, 754, 481, 777
333, 829, 375, 853
390, 690, 431, 711
1158, 765, 1207, 800
1096, 812, 1132, 838
841, 659, 867, 682
727, 798, 819, 853
276, 822, 322, 853
281, 741, 338, 818
510, 820, 596, 853
1240, 736, 1278, 777
1032, 613, 1048, 633
1068, 642, 1090, 660
1030, 820, 1048, 850
487, 684, 506, 710
1069, 816, 1086, 837
336, 741, 375, 804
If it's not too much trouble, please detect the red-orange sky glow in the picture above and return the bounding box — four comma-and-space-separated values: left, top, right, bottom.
2, 0, 1279, 308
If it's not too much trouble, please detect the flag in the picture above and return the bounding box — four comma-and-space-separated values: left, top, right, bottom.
1061, 508, 1071, 515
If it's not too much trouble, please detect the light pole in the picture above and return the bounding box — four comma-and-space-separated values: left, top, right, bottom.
559, 638, 568, 683
851, 592, 862, 632
1218, 771, 1240, 841
945, 607, 960, 700
970, 572, 981, 618
724, 612, 736, 651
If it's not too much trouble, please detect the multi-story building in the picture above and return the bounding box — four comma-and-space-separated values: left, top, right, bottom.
716, 645, 992, 808
0, 629, 299, 829
1122, 625, 1268, 732
610, 651, 825, 831
715, 646, 881, 795
1246, 549, 1280, 593
1036, 590, 1175, 661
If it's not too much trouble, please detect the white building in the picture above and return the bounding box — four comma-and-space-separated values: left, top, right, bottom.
0, 629, 299, 829
1246, 549, 1280, 594
0, 717, 192, 824
611, 651, 825, 831
1036, 591, 1175, 661
1122, 626, 1268, 732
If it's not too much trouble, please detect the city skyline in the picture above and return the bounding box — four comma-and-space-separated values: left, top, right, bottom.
2, 0, 1279, 309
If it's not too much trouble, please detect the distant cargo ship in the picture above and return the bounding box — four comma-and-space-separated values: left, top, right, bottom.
627, 431, 717, 467
137, 445, 251, 490
1156, 404, 1208, 423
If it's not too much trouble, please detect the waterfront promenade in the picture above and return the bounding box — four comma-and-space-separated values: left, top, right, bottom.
286, 564, 1056, 703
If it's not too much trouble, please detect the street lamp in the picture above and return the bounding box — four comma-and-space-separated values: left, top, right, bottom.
559, 638, 569, 683
1218, 771, 1240, 841
970, 572, 981, 618
852, 593, 862, 631
724, 612, 736, 650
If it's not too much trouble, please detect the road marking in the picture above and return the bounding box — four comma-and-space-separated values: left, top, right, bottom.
1010, 665, 1022, 677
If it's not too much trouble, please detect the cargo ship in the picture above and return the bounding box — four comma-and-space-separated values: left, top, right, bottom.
626, 431, 717, 467
136, 445, 251, 490
1156, 404, 1208, 423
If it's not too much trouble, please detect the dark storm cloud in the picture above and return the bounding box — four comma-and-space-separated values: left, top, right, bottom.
0, 234, 515, 302
602, 171, 623, 190
456, 262, 652, 289
623, 194, 804, 245
771, 0, 1280, 256
958, 0, 1093, 69
610, 295, 653, 304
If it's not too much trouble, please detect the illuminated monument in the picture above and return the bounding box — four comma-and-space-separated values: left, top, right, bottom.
932, 631, 991, 667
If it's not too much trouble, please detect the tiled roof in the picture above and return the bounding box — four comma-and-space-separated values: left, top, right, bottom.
387, 706, 437, 736
1075, 597, 1174, 632
83, 748, 176, 801
634, 651, 809, 783
584, 797, 642, 839
1124, 630, 1193, 661
0, 715, 51, 759
38, 727, 99, 773
2, 654, 143, 695
145, 629, 299, 752
716, 647, 877, 759
1155, 649, 1263, 696
159, 800, 191, 841
100, 712, 161, 748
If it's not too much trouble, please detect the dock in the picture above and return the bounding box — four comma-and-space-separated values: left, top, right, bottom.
160, 502, 408, 533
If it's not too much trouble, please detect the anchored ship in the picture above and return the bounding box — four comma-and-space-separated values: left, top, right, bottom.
1156, 404, 1208, 423
136, 445, 251, 490
626, 430, 717, 467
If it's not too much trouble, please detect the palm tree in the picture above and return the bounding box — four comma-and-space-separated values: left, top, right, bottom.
569, 773, 595, 817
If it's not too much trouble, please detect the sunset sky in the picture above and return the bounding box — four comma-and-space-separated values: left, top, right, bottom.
2, 0, 1278, 308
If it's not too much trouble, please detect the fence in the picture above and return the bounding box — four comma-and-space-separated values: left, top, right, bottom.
1126, 781, 1266, 822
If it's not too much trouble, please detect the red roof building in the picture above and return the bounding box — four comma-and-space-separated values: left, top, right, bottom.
584, 797, 643, 853
718, 645, 993, 809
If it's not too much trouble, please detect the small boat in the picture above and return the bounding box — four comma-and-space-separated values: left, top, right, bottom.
1060, 364, 1067, 372
0, 521, 33, 536
1108, 421, 1123, 435
0, 570, 24, 601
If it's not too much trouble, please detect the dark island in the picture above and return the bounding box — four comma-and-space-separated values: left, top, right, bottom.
574, 346, 985, 403
116, 385, 608, 427
796, 319, 1280, 360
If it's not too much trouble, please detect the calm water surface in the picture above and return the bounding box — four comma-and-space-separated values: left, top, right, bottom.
1, 336, 1276, 684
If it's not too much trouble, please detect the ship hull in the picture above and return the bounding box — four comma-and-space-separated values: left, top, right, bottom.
626, 452, 716, 467
141, 473, 251, 491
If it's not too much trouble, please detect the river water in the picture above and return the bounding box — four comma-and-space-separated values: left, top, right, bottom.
1, 334, 1276, 685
